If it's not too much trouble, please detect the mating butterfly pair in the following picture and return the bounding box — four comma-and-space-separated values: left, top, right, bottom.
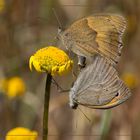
59, 14, 131, 109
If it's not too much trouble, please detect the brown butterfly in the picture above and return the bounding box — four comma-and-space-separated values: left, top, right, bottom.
69, 55, 131, 109
59, 14, 126, 66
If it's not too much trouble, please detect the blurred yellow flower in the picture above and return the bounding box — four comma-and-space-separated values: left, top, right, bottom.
29, 46, 73, 76
122, 72, 138, 89
0, 77, 26, 99
0, 0, 5, 12
6, 127, 38, 140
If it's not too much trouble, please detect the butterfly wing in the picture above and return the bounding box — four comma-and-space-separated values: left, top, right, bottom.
87, 14, 126, 64
62, 14, 126, 65
69, 55, 131, 109
61, 18, 99, 56
91, 80, 131, 109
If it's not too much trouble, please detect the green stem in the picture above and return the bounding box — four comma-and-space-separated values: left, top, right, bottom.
100, 110, 112, 140
43, 74, 52, 140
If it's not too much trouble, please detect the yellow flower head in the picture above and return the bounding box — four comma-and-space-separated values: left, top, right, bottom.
122, 72, 138, 89
6, 127, 38, 140
29, 46, 73, 76
0, 77, 26, 99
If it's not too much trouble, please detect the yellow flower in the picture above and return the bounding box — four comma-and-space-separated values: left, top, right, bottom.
6, 127, 38, 140
122, 72, 138, 89
0, 77, 26, 99
0, 0, 4, 11
29, 46, 73, 76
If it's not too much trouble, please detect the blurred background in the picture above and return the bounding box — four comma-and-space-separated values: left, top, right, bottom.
0, 0, 140, 140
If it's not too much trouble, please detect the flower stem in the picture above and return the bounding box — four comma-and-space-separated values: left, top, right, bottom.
100, 110, 112, 140
43, 73, 52, 140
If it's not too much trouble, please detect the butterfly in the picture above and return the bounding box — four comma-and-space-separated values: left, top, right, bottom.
69, 55, 131, 109
59, 14, 126, 66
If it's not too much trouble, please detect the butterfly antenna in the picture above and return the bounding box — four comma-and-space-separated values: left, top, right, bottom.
78, 107, 91, 122
52, 8, 63, 30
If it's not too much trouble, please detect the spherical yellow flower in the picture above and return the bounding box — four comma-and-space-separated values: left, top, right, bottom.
29, 46, 73, 76
1, 77, 26, 99
122, 72, 138, 89
7, 77, 26, 98
6, 127, 38, 140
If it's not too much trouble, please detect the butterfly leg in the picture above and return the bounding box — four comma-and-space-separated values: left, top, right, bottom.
78, 55, 86, 68
52, 78, 70, 93
71, 69, 77, 80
